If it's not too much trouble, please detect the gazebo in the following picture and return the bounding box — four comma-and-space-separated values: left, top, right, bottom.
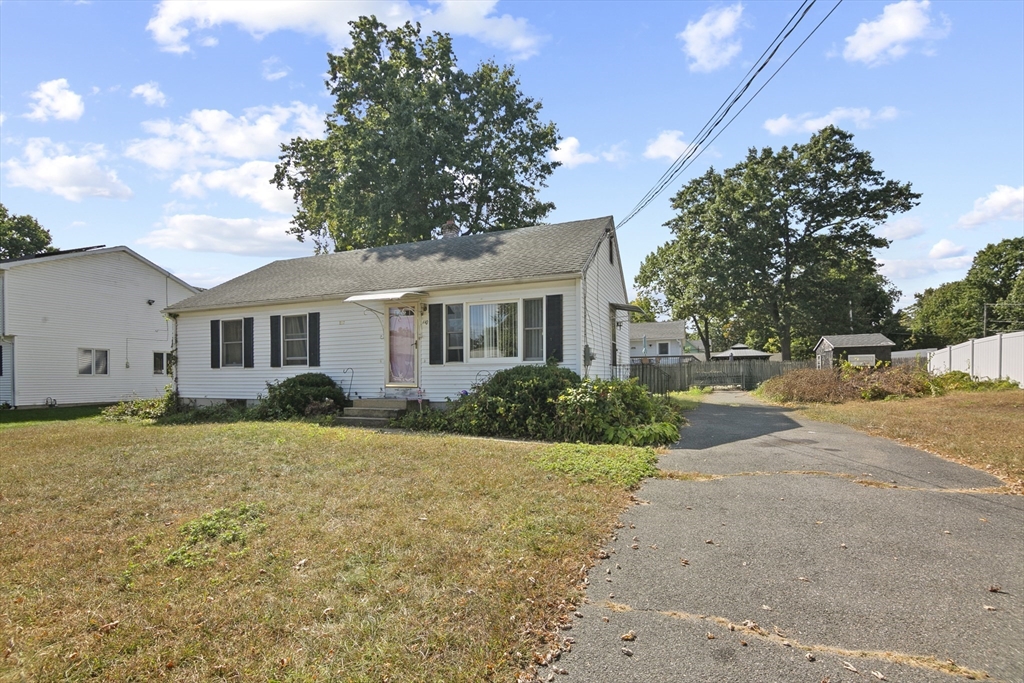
710, 343, 771, 361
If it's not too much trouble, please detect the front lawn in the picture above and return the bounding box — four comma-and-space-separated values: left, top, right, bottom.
0, 419, 651, 681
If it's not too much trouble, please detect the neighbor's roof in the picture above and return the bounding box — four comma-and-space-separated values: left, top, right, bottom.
0, 245, 198, 293
167, 217, 614, 313
629, 320, 688, 340
711, 343, 771, 359
814, 334, 896, 351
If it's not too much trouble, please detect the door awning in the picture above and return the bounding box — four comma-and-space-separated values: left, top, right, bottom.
344, 290, 426, 303
610, 302, 645, 313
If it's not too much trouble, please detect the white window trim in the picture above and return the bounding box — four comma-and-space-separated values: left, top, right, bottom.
282, 313, 309, 367
221, 319, 244, 368
467, 300, 522, 362
78, 348, 110, 377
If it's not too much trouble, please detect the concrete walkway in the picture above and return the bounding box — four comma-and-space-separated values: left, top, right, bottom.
556, 391, 1024, 682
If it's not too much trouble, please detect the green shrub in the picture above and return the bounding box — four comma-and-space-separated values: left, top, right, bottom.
102, 385, 179, 420
395, 369, 682, 446
927, 370, 1019, 394
251, 373, 346, 420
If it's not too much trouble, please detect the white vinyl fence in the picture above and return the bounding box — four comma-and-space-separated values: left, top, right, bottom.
928, 331, 1024, 384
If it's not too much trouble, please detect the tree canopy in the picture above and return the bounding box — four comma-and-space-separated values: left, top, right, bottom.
636, 126, 918, 360
274, 17, 561, 252
907, 237, 1024, 346
0, 203, 57, 261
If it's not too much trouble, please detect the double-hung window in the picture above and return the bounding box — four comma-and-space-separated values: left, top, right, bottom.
283, 314, 308, 365
523, 298, 544, 361
221, 320, 244, 367
469, 302, 518, 359
78, 348, 109, 375
658, 342, 669, 355
446, 304, 464, 362
153, 352, 167, 374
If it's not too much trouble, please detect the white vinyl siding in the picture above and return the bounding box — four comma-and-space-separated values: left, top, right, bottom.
581, 232, 631, 379
175, 278, 581, 403
0, 249, 195, 406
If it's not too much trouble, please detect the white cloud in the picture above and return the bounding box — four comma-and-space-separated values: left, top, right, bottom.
550, 137, 598, 168
131, 81, 168, 107
0, 112, 6, 127
601, 143, 627, 163
199, 36, 219, 47
146, 0, 544, 59
878, 216, 926, 241
262, 57, 290, 81
764, 106, 898, 135
138, 214, 306, 256
3, 138, 132, 201
125, 102, 322, 170
843, 0, 950, 67
956, 185, 1024, 228
643, 130, 696, 162
25, 79, 85, 121
878, 255, 973, 279
171, 161, 295, 213
928, 238, 965, 259
678, 4, 743, 72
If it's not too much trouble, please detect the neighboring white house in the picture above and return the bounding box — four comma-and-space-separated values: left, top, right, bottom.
629, 321, 704, 362
165, 217, 636, 404
0, 246, 197, 408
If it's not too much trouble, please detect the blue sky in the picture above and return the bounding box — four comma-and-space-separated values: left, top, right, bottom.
1, 1, 1022, 310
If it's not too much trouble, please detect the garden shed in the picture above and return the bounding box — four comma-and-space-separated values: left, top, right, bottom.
814, 334, 895, 368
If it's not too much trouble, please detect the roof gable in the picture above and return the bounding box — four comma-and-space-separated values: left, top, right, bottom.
629, 321, 688, 340
0, 245, 197, 293
168, 217, 613, 312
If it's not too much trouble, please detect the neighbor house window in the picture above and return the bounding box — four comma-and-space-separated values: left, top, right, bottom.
446, 304, 464, 362
78, 348, 109, 376
283, 314, 308, 365
658, 342, 669, 355
153, 352, 167, 374
221, 319, 244, 367
523, 298, 544, 361
469, 302, 517, 359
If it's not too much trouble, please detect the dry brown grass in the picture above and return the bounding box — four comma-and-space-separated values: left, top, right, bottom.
802, 391, 1024, 487
0, 418, 634, 682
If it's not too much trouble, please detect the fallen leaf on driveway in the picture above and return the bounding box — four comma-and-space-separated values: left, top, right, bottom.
621, 630, 636, 641
843, 661, 858, 673
871, 672, 887, 680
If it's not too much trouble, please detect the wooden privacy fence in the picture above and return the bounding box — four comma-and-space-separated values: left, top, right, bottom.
611, 360, 815, 393
928, 331, 1024, 384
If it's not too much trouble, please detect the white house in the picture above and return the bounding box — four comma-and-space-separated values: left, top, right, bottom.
0, 246, 197, 408
629, 321, 704, 362
165, 217, 636, 404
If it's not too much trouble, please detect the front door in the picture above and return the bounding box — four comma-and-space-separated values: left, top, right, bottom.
388, 305, 417, 385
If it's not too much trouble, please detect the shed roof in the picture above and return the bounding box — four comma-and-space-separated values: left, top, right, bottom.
167, 217, 614, 313
814, 334, 896, 352
710, 343, 771, 359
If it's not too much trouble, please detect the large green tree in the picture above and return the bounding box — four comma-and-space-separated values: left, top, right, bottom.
637, 126, 919, 359
0, 203, 57, 260
274, 17, 560, 252
907, 237, 1024, 345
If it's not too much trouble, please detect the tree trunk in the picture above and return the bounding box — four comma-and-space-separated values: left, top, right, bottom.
693, 316, 712, 361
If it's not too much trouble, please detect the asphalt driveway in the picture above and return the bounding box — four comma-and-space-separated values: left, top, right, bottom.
554, 391, 1024, 682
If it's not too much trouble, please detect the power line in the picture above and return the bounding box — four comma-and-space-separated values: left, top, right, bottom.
618, 0, 842, 229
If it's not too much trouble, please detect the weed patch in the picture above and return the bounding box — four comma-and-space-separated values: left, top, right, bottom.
165, 503, 266, 567
531, 443, 659, 488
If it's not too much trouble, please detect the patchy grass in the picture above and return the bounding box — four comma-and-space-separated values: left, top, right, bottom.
0, 419, 636, 682
530, 443, 659, 487
802, 391, 1024, 487
0, 404, 104, 429
665, 387, 713, 412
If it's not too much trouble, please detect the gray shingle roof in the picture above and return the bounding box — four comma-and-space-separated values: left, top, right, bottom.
815, 334, 895, 351
167, 217, 613, 312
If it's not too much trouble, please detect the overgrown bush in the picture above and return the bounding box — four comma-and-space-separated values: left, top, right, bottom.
757, 364, 1019, 404
250, 373, 346, 420
396, 367, 682, 446
102, 385, 179, 420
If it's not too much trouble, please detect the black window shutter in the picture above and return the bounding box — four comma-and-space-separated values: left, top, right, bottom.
243, 317, 254, 368
210, 320, 221, 368
270, 315, 281, 368
0, 344, 3, 376
308, 312, 320, 367
545, 295, 563, 363
428, 303, 444, 365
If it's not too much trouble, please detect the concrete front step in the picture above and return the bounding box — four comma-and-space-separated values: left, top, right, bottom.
344, 407, 406, 419
333, 416, 392, 429
352, 398, 431, 411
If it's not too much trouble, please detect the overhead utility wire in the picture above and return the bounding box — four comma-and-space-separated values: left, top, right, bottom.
623, 0, 814, 218
618, 0, 842, 229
